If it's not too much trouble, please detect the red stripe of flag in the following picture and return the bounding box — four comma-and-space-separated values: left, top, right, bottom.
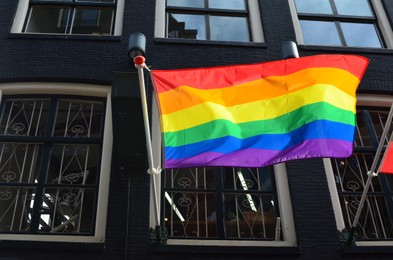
380, 141, 393, 174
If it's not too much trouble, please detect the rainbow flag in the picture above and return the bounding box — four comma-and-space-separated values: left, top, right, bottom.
151, 54, 369, 169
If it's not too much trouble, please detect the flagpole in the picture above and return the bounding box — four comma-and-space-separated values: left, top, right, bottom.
133, 56, 161, 228
347, 102, 393, 244
128, 33, 161, 228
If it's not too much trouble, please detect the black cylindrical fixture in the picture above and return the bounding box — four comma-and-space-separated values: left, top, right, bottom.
281, 41, 299, 59
128, 32, 146, 59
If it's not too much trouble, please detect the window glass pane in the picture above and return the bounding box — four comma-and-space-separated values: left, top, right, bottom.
338, 194, 393, 239
300, 20, 341, 46
369, 110, 391, 145
164, 168, 215, 189
39, 188, 96, 233
224, 193, 277, 239
223, 168, 273, 192
76, 0, 114, 2
167, 13, 206, 40
334, 0, 373, 17
164, 191, 217, 238
341, 22, 382, 48
0, 99, 50, 136
25, 6, 70, 34
0, 187, 36, 232
294, 0, 333, 14
334, 154, 383, 193
167, 0, 204, 8
208, 0, 246, 10
355, 110, 372, 147
46, 144, 100, 185
210, 16, 249, 42
0, 143, 41, 184
53, 99, 104, 138
71, 7, 113, 35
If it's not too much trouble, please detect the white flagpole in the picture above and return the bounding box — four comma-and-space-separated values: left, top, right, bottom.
134, 55, 161, 227
348, 102, 393, 243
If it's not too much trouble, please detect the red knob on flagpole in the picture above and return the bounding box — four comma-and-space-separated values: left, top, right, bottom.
134, 55, 145, 66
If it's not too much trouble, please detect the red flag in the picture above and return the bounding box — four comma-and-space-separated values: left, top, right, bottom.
380, 141, 393, 174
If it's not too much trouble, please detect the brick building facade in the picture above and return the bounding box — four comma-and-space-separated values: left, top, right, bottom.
1, 1, 393, 259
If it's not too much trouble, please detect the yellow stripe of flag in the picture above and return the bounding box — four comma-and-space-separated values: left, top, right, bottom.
161, 84, 355, 132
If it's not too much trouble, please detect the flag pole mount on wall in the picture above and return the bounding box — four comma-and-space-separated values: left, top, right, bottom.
128, 33, 162, 230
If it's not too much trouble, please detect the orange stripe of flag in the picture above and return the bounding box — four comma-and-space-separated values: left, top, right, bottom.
155, 67, 359, 115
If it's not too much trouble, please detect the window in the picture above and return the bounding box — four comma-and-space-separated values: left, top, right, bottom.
288, 0, 393, 48
325, 95, 393, 244
0, 83, 112, 243
159, 165, 295, 246
155, 0, 264, 43
11, 0, 125, 36
163, 167, 281, 240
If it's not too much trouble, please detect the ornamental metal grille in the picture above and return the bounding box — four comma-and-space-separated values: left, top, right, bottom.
333, 109, 393, 240
162, 166, 281, 240
0, 96, 104, 235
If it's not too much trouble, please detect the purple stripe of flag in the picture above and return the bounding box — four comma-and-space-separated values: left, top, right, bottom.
165, 139, 353, 168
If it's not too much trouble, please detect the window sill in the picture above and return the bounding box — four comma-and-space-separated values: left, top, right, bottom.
154, 37, 267, 48
343, 245, 393, 254
0, 240, 105, 251
298, 44, 393, 54
149, 244, 301, 255
8, 33, 122, 41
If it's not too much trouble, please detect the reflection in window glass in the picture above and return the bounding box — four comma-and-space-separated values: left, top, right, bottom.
76, 0, 114, 2
72, 7, 113, 35
168, 13, 206, 40
25, 6, 70, 33
295, 0, 332, 14
167, 0, 204, 8
209, 0, 246, 10
341, 22, 382, 48
210, 16, 249, 42
334, 0, 373, 17
300, 20, 341, 46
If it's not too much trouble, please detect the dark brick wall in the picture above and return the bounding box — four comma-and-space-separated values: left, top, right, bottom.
1, 0, 393, 259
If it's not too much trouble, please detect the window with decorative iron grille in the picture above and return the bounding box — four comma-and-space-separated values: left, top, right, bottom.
162, 166, 281, 240
332, 108, 393, 240
0, 95, 105, 235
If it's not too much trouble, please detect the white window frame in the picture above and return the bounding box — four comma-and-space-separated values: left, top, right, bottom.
11, 0, 124, 36
0, 82, 113, 243
154, 0, 265, 43
150, 96, 296, 247
325, 94, 393, 246
288, 0, 393, 48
